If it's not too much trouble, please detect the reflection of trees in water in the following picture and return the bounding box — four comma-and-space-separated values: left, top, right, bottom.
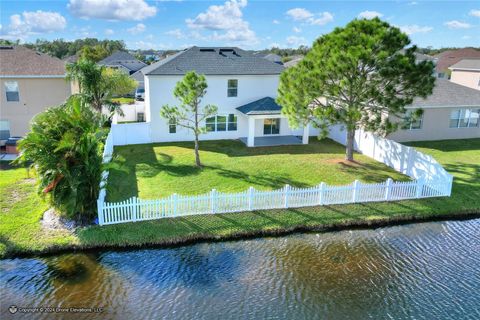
270, 236, 401, 318
40, 253, 129, 318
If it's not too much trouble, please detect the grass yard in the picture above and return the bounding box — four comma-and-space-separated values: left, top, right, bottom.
108, 138, 408, 201
0, 163, 78, 257
0, 138, 479, 258
111, 97, 135, 104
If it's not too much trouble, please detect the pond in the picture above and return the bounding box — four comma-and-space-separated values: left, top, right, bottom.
1, 219, 479, 319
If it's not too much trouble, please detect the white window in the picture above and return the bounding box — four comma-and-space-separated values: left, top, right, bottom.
169, 119, 176, 133
206, 114, 237, 132
449, 108, 479, 128
402, 110, 423, 130
227, 79, 238, 97
5, 81, 19, 102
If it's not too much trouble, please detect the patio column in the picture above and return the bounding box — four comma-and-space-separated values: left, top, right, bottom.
302, 123, 309, 144
247, 117, 255, 147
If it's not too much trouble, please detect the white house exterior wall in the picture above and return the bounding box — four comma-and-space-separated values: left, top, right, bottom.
145, 74, 312, 142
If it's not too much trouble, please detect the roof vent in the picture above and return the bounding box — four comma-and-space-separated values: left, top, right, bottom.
0, 46, 14, 50
200, 48, 215, 52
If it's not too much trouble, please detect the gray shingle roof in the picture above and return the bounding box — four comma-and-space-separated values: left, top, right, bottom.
145, 47, 284, 75
98, 51, 146, 72
448, 59, 480, 71
236, 97, 282, 115
409, 79, 480, 108
0, 46, 66, 76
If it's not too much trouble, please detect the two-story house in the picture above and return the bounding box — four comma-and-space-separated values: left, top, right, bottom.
0, 46, 73, 139
142, 47, 313, 147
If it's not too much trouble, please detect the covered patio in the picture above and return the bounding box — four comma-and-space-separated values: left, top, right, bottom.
236, 97, 309, 147
239, 135, 303, 147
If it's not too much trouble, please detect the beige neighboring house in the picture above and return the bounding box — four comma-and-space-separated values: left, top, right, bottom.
388, 79, 480, 142
0, 46, 73, 138
448, 59, 480, 90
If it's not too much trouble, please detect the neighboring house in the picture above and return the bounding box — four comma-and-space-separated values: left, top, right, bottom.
388, 79, 480, 142
0, 46, 73, 137
449, 59, 480, 90
98, 51, 147, 75
142, 50, 161, 61
434, 48, 480, 79
142, 46, 314, 147
262, 53, 283, 65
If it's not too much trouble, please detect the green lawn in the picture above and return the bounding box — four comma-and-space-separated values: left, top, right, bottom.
111, 97, 135, 104
108, 138, 408, 201
0, 138, 479, 258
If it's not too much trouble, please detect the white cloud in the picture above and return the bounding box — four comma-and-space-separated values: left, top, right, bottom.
286, 35, 307, 47
399, 24, 433, 35
185, 0, 258, 44
273, 19, 280, 24
127, 23, 146, 34
286, 8, 333, 26
444, 20, 472, 29
462, 35, 471, 40
74, 26, 97, 38
293, 26, 301, 33
165, 28, 185, 39
358, 11, 383, 19
104, 28, 114, 35
469, 9, 480, 17
286, 8, 313, 21
408, 1, 418, 5
4, 10, 66, 39
68, 0, 156, 21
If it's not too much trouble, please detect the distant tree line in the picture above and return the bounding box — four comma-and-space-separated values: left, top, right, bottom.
0, 38, 126, 62
416, 46, 480, 56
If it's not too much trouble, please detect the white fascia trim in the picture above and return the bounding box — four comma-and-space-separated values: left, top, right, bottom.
0, 75, 66, 79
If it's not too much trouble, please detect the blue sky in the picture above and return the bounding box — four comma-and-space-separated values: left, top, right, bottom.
1, 0, 479, 50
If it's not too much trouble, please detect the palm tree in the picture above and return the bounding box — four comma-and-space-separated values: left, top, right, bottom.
66, 58, 137, 116
16, 96, 112, 222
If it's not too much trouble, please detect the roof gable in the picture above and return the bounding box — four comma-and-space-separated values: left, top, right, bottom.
236, 97, 282, 115
145, 46, 284, 76
449, 59, 480, 71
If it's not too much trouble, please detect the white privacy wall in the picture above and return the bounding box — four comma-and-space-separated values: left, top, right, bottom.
328, 125, 453, 182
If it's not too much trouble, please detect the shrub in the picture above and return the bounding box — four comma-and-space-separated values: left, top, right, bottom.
17, 96, 108, 222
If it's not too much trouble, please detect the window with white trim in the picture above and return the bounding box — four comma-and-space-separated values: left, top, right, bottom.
227, 79, 238, 97
449, 108, 479, 128
169, 119, 176, 133
5, 81, 19, 102
402, 110, 423, 130
206, 114, 237, 132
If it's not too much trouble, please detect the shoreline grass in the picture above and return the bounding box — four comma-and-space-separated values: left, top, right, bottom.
1, 138, 479, 259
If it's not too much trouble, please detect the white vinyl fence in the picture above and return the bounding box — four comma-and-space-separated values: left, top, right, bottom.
97, 127, 453, 225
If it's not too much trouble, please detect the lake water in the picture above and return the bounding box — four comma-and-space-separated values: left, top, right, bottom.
1, 219, 479, 319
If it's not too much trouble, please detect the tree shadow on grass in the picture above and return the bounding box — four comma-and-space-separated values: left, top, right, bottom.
337, 161, 409, 183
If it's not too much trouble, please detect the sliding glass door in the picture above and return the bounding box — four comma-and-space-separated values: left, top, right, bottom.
263, 118, 280, 135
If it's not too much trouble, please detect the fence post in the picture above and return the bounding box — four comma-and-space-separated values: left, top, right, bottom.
352, 180, 359, 203
248, 187, 254, 211
416, 177, 425, 198
173, 193, 178, 216
97, 199, 104, 225
211, 189, 217, 214
132, 197, 137, 222
318, 182, 325, 205
385, 178, 393, 201
284, 184, 290, 208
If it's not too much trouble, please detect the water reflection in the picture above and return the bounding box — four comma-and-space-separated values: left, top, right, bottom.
1, 219, 479, 320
